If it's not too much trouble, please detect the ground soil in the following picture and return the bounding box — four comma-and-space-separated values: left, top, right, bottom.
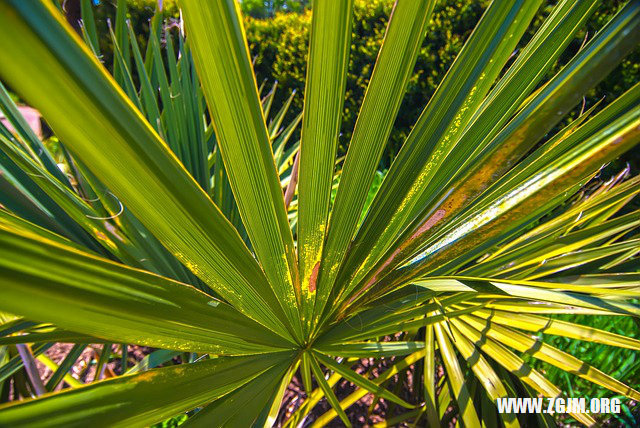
18, 344, 637, 427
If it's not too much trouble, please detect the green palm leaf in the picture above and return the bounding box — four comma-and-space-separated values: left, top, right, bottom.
0, 352, 294, 427
180, 0, 302, 341
0, 0, 639, 426
0, 0, 291, 337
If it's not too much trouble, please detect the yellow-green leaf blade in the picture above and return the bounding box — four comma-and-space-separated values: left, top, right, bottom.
315, 0, 436, 326
297, 0, 353, 327
179, 0, 302, 340
0, 221, 294, 354
0, 0, 290, 337
0, 352, 294, 427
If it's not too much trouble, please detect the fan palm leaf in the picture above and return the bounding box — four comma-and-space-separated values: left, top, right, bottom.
0, 0, 639, 426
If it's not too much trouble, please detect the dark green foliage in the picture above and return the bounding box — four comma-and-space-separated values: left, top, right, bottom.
89, 0, 180, 79
81, 0, 638, 170
530, 0, 640, 173
241, 0, 310, 18
245, 0, 639, 170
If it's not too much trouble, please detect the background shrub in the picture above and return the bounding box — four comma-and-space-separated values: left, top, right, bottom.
82, 0, 639, 170
245, 0, 639, 169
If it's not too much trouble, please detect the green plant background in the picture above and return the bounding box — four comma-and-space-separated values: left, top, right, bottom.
84, 0, 640, 168
246, 0, 640, 171
89, 0, 639, 173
